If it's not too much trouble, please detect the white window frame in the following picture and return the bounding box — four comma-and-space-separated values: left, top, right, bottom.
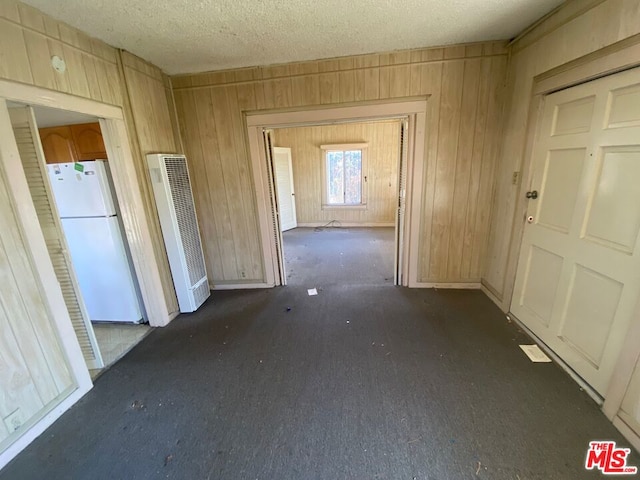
320, 143, 368, 209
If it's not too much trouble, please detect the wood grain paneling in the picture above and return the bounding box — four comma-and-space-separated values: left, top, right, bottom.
272, 120, 400, 225
0, 1, 181, 317
484, 0, 640, 306
173, 41, 508, 284
119, 51, 180, 314
0, 1, 121, 105
0, 129, 74, 449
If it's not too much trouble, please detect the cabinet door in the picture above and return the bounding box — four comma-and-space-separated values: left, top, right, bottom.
39, 126, 78, 164
70, 123, 106, 161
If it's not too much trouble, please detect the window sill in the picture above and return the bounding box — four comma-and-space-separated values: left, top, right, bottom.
322, 204, 367, 210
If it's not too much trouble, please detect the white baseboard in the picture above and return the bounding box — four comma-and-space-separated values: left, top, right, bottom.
480, 281, 507, 312
508, 312, 603, 406
296, 222, 395, 228
410, 282, 481, 289
210, 282, 273, 290
0, 384, 90, 470
612, 416, 640, 453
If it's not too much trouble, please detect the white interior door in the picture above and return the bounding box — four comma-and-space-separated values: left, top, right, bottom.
511, 67, 640, 396
272, 147, 297, 232
9, 107, 103, 369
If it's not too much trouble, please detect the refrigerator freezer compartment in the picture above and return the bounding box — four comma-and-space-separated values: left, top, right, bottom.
48, 160, 116, 218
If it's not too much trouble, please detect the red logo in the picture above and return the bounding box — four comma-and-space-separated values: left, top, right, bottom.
585, 441, 638, 475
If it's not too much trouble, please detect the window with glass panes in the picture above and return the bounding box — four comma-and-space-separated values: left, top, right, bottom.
325, 149, 363, 205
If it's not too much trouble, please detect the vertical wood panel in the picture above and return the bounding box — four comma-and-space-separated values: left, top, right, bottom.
210, 86, 256, 281
228, 85, 263, 279
418, 60, 443, 281
319, 73, 340, 104
22, 30, 56, 90
0, 21, 33, 84
272, 120, 400, 225
173, 41, 509, 284
429, 60, 464, 279
0, 5, 184, 453
460, 57, 491, 279
187, 89, 232, 280
120, 52, 181, 312
472, 56, 507, 280
0, 140, 74, 445
484, 0, 640, 303
447, 58, 481, 279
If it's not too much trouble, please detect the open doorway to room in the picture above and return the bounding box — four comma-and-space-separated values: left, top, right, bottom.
6, 102, 151, 378
247, 100, 427, 289
269, 119, 403, 287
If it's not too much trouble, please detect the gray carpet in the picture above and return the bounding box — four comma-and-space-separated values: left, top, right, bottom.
283, 227, 395, 286
1, 228, 638, 479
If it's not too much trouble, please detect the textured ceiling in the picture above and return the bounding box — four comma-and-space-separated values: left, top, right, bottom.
24, 0, 564, 75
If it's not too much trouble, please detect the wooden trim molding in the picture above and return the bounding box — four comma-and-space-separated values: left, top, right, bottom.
320, 143, 368, 150
534, 34, 640, 95
504, 36, 640, 315
0, 79, 123, 119
502, 34, 640, 442
509, 0, 607, 54
246, 99, 427, 288
612, 416, 640, 453
296, 222, 394, 228
414, 282, 481, 289
0, 99, 92, 469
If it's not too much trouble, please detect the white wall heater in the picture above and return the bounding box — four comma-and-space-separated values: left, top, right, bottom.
147, 154, 210, 312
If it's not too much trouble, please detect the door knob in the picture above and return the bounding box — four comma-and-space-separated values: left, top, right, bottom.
526, 190, 538, 199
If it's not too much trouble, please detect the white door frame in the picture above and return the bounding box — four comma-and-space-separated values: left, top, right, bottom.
501, 39, 640, 446
0, 79, 172, 328
246, 99, 427, 288
0, 79, 171, 467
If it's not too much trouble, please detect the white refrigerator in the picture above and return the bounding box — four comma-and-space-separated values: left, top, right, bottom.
47, 160, 144, 323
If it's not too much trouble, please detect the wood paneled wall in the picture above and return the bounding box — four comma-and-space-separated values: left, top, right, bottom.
0, 140, 74, 449
119, 51, 180, 315
272, 120, 400, 225
172, 41, 508, 285
483, 0, 640, 308
0, 1, 122, 105
0, 1, 180, 316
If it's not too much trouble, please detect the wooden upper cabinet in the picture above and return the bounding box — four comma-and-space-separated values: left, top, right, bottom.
38, 122, 107, 164
39, 126, 78, 165
70, 123, 107, 161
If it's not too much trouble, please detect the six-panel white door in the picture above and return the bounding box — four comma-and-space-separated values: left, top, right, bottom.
511, 67, 640, 396
273, 147, 297, 232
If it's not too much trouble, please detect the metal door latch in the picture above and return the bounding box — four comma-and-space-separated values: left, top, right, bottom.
526, 190, 538, 199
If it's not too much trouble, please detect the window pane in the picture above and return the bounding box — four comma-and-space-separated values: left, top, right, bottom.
327, 151, 344, 204
343, 150, 362, 204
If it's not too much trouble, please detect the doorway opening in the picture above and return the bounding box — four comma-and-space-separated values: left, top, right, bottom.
7, 102, 151, 377
246, 99, 427, 289
268, 119, 404, 287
